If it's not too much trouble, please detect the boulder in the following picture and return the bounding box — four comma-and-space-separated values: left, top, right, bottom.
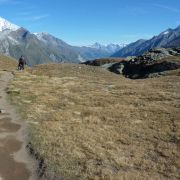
0, 109, 6, 114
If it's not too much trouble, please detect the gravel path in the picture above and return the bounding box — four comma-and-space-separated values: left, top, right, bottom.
0, 71, 37, 180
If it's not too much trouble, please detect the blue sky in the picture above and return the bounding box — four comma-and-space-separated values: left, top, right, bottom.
1, 0, 180, 45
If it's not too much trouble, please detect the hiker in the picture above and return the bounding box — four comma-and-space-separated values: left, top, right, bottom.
18, 55, 26, 70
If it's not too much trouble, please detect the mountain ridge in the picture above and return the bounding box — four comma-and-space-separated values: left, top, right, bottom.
1, 16, 180, 65
0, 17, 20, 31
0, 16, 123, 65
112, 25, 180, 57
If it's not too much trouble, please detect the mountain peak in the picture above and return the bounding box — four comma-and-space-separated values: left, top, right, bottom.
160, 28, 172, 36
91, 42, 104, 49
89, 42, 127, 53
175, 25, 180, 31
0, 17, 20, 32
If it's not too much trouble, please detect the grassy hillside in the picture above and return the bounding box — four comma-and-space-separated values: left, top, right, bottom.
0, 55, 17, 71
8, 64, 180, 179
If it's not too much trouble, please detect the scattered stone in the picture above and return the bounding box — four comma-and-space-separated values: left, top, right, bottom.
6, 89, 20, 94
0, 109, 6, 114
73, 111, 81, 115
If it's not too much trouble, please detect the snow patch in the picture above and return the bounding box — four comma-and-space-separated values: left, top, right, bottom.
163, 31, 169, 35
89, 42, 127, 53
34, 32, 48, 44
78, 54, 86, 62
8, 36, 19, 45
0, 17, 20, 32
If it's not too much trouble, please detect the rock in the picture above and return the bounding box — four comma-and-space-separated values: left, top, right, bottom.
0, 109, 6, 114
82, 58, 125, 66
108, 48, 180, 79
6, 89, 20, 94
108, 62, 126, 74
101, 62, 116, 69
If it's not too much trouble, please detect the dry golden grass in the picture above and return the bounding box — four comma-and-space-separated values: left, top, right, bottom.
9, 63, 180, 179
0, 55, 17, 72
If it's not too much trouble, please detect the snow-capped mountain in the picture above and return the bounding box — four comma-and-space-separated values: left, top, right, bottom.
33, 32, 70, 47
107, 43, 127, 52
0, 28, 80, 65
0, 17, 120, 65
1, 16, 179, 65
0, 17, 20, 32
112, 25, 180, 57
32, 33, 127, 60
90, 42, 126, 53
0, 17, 129, 64
0, 16, 81, 65
162, 30, 171, 35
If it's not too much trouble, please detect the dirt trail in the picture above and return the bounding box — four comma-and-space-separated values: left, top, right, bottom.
0, 71, 37, 180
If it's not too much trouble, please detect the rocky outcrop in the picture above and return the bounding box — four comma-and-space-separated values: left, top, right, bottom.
82, 58, 125, 66
83, 48, 180, 79
109, 48, 180, 79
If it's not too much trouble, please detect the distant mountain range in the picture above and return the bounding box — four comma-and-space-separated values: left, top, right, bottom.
112, 26, 180, 57
89, 42, 126, 53
71, 43, 124, 62
0, 17, 124, 66
1, 16, 179, 65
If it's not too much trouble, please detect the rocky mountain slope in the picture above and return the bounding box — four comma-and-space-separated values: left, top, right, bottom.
34, 33, 122, 62
112, 26, 180, 57
0, 17, 19, 31
0, 21, 81, 65
0, 17, 122, 65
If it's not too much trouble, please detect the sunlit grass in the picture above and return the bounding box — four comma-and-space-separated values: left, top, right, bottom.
0, 55, 17, 72
9, 63, 180, 179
